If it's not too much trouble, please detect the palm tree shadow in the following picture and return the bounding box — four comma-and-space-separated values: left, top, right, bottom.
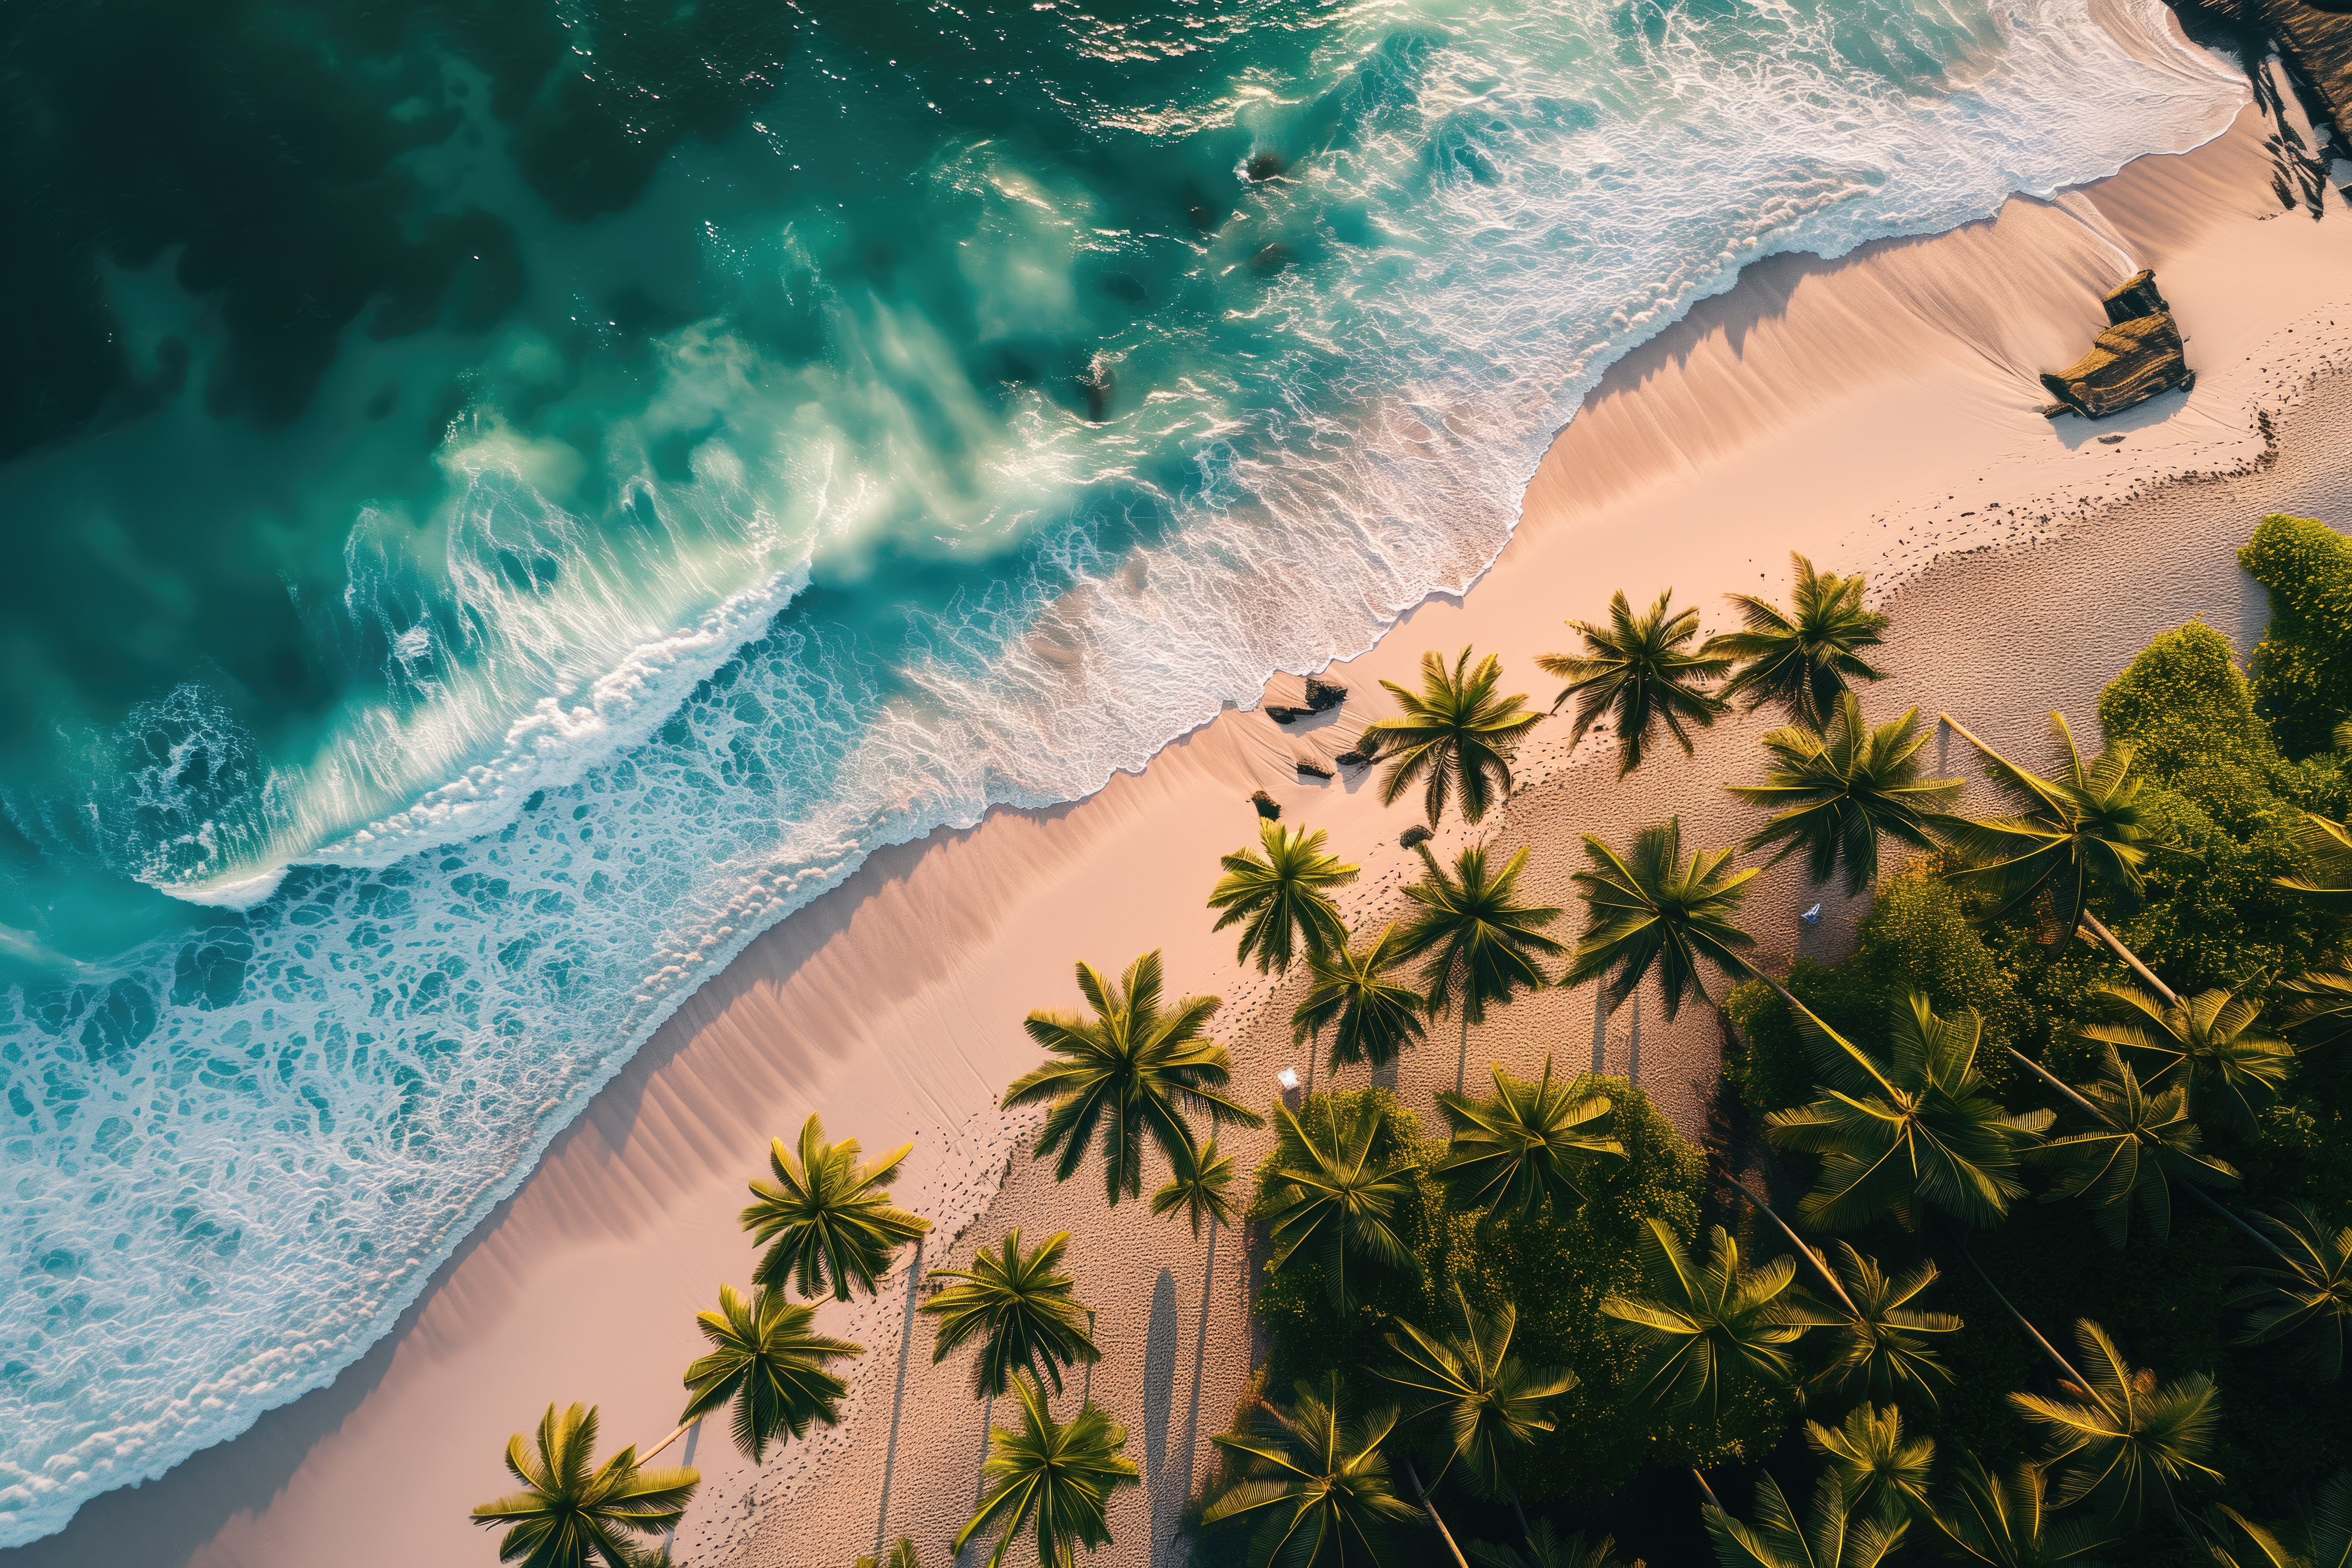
870, 1234, 925, 1557
1155, 1223, 1222, 1565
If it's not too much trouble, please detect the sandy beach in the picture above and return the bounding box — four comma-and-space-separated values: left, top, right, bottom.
16, 20, 2352, 1565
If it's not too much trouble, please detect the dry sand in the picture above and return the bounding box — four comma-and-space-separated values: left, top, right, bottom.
16, 28, 2352, 1568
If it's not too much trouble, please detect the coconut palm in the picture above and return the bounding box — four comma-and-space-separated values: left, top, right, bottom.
1727, 697, 1962, 897
2196, 1467, 2352, 1568
1805, 1404, 1934, 1526
2227, 1203, 2352, 1380
1936, 712, 2166, 990
855, 1544, 921, 1568
1004, 952, 1262, 1205
470, 1403, 701, 1568
1601, 1219, 1808, 1424
1432, 1056, 1622, 1228
1204, 1374, 1418, 1567
1256, 1094, 1418, 1309
1708, 553, 1890, 733
1294, 925, 1431, 1074
2028, 1045, 2239, 1249
1374, 1285, 1575, 1506
920, 1230, 1101, 1398
2275, 968, 2352, 1074
1363, 647, 1544, 829
679, 1283, 862, 1464
954, 1374, 1139, 1568
1539, 589, 1732, 775
1565, 818, 1759, 1022
1696, 1471, 1907, 1568
1151, 1134, 1239, 1237
2009, 1318, 2222, 1528
1210, 822, 1359, 974
2077, 982, 2296, 1137
2276, 809, 2352, 908
1784, 1242, 1964, 1411
742, 1115, 931, 1303
1397, 843, 1569, 1092
1765, 994, 2052, 1232
1470, 1522, 1638, 1568
1929, 1454, 2113, 1567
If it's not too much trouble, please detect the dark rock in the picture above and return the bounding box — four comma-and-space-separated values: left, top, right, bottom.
1250, 790, 1281, 821
1399, 824, 1432, 850
1334, 750, 1370, 769
1305, 676, 1347, 711
2039, 271, 2192, 419
1246, 153, 1287, 182
1296, 758, 1334, 780
1250, 243, 1295, 276
1078, 364, 1114, 423
1265, 705, 1306, 724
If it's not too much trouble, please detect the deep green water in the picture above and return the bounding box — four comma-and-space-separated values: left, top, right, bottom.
0, 0, 2237, 1541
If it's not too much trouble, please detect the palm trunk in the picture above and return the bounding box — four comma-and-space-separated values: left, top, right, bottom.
639, 1418, 697, 1464
1950, 1234, 2112, 1418
1723, 1175, 1862, 1317
2076, 913, 2180, 1005
658, 1419, 703, 1558
1401, 1454, 1473, 1568
1508, 1480, 1532, 1540
1692, 1467, 1723, 1508
2003, 1046, 2293, 1264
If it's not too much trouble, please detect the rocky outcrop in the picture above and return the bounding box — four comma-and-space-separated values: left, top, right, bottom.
1265, 705, 1307, 724
1399, 824, 1432, 850
1296, 757, 1334, 780
2040, 270, 2194, 419
1250, 790, 1281, 821
1334, 749, 1371, 770
1305, 676, 1347, 711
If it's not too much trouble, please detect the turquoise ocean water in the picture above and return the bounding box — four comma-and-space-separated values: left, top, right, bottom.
0, 0, 2234, 1541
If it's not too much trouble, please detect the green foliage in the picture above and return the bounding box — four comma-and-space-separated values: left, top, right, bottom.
2240, 514, 2352, 758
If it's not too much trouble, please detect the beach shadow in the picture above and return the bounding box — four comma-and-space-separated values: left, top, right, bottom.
1157, 1224, 1220, 1566
2043, 382, 2197, 451
869, 1235, 925, 1556
1142, 1269, 1179, 1478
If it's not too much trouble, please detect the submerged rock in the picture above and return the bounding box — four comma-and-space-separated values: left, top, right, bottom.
2039, 270, 2194, 419
1305, 676, 1347, 711
1400, 824, 1432, 850
1246, 152, 1287, 182
1250, 789, 1281, 821
1250, 242, 1295, 276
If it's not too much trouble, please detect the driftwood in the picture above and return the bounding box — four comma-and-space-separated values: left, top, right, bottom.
2040, 270, 2193, 419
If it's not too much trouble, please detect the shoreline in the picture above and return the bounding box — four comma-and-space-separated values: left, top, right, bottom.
16, 60, 2352, 1568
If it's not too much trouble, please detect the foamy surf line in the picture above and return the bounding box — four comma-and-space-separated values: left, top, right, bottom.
0, 0, 2242, 1544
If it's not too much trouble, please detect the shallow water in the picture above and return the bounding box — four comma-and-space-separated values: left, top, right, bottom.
0, 0, 2235, 1541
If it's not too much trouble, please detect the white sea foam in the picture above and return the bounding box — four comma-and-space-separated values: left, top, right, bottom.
0, 0, 2243, 1543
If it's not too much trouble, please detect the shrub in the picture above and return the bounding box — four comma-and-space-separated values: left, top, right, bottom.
1723, 959, 1875, 1115
2240, 513, 2352, 757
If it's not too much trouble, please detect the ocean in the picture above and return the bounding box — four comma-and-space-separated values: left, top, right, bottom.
0, 0, 2237, 1541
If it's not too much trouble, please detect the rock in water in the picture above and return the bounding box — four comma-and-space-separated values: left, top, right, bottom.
1250, 789, 1281, 821
2039, 270, 2193, 419
1399, 824, 1432, 850
1304, 676, 1347, 711
1296, 757, 1334, 780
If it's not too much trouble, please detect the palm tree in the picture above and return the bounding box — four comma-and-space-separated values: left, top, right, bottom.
1785, 1242, 1964, 1410
1374, 1285, 1575, 1511
2029, 1045, 2238, 1248
2197, 1467, 2352, 1568
2009, 1318, 2222, 1528
1004, 952, 1263, 1205
2276, 809, 2352, 907
1152, 1134, 1239, 1236
954, 1374, 1139, 1568
1601, 1219, 1808, 1424
1211, 822, 1358, 975
1398, 843, 1568, 1092
1727, 697, 1962, 897
1364, 647, 1544, 829
1929, 1454, 2112, 1566
2227, 1203, 2352, 1380
1696, 1471, 1906, 1568
1256, 1095, 1418, 1309
1805, 1404, 1934, 1526
1432, 1056, 1622, 1227
679, 1283, 862, 1464
1764, 994, 2053, 1232
470, 1404, 700, 1568
2077, 982, 2296, 1136
742, 1116, 931, 1303
1708, 552, 1890, 732
1470, 1522, 1637, 1568
1539, 589, 1731, 775
2275, 966, 2352, 1070
1564, 818, 1758, 1022
1936, 712, 2167, 992
1204, 1374, 1419, 1567
855, 1544, 921, 1568
921, 1230, 1101, 1398
1293, 925, 1430, 1075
